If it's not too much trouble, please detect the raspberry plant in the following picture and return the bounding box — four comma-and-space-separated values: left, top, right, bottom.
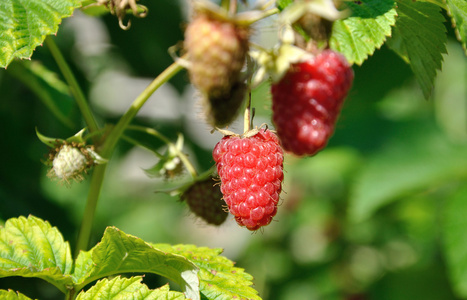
0, 0, 466, 299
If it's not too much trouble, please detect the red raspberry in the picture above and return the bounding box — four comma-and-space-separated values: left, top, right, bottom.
212, 129, 284, 231
271, 50, 354, 156
181, 176, 228, 226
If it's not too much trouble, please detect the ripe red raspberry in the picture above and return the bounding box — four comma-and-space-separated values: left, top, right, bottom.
271, 50, 354, 156
185, 12, 249, 99
213, 129, 284, 231
181, 176, 228, 226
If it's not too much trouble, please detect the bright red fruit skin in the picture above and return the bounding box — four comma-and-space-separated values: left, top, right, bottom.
271, 50, 354, 156
213, 129, 284, 231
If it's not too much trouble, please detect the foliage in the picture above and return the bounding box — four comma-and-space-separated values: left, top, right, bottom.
0, 0, 466, 299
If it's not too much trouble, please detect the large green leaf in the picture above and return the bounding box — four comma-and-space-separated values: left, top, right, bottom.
446, 0, 467, 54
348, 126, 467, 222
442, 184, 467, 298
73, 227, 200, 300
76, 276, 186, 300
153, 244, 262, 300
330, 0, 397, 65
386, 0, 447, 99
0, 216, 74, 293
0, 0, 81, 68
0, 290, 34, 300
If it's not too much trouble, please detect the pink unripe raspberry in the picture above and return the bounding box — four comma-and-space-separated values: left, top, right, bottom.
213, 129, 284, 231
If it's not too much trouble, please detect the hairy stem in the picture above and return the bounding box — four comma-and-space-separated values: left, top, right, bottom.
74, 59, 185, 255
45, 37, 100, 136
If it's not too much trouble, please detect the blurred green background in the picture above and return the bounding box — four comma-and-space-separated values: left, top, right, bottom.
1, 1, 466, 299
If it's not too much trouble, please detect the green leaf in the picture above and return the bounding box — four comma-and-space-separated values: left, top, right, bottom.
0, 0, 81, 68
442, 185, 467, 298
329, 0, 397, 65
386, 0, 447, 99
446, 0, 467, 54
0, 216, 73, 293
276, 0, 293, 11
76, 276, 186, 300
153, 244, 262, 300
0, 290, 34, 300
73, 227, 200, 300
348, 127, 467, 222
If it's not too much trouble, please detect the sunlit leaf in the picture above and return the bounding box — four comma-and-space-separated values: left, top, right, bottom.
330, 0, 397, 65
153, 244, 262, 300
73, 227, 200, 300
386, 0, 447, 99
442, 185, 467, 298
0, 290, 34, 300
76, 276, 186, 300
0, 0, 81, 68
446, 0, 467, 54
0, 216, 73, 293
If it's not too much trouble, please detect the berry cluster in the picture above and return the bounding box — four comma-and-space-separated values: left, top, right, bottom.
213, 129, 284, 231
180, 1, 354, 231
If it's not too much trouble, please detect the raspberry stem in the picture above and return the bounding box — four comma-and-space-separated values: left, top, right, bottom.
244, 56, 254, 133
75, 57, 185, 256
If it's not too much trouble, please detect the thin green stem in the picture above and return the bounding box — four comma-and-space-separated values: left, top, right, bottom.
45, 37, 100, 135
100, 59, 184, 158
244, 56, 254, 133
126, 125, 198, 178
221, 0, 230, 12
74, 58, 185, 256
121, 134, 165, 159
244, 90, 252, 133
74, 163, 107, 256
229, 0, 237, 14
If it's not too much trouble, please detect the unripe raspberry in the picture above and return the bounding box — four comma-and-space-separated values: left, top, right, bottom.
52, 145, 88, 179
271, 49, 354, 156
46, 143, 102, 184
185, 12, 249, 98
213, 129, 284, 231
181, 176, 227, 226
